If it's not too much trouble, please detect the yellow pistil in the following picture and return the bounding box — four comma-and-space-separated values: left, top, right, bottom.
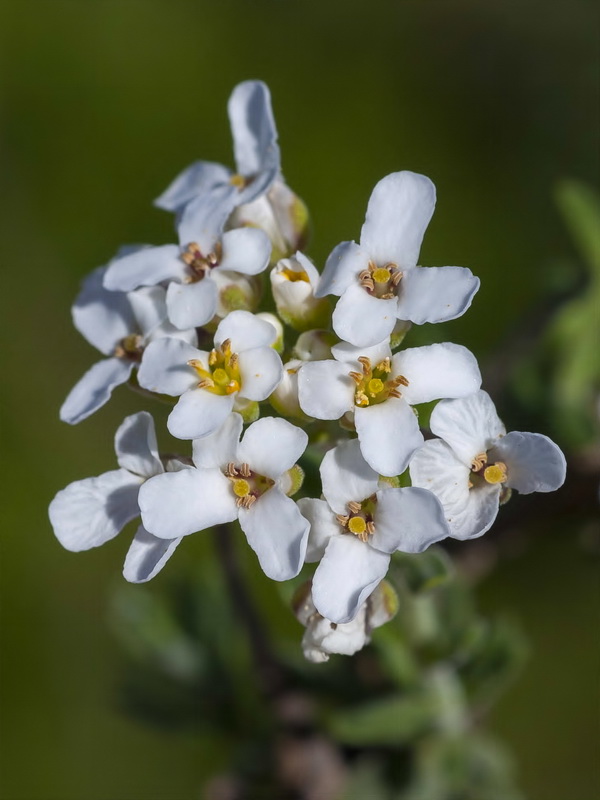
232, 479, 251, 498
280, 266, 310, 283
358, 260, 403, 299
350, 356, 409, 408
368, 378, 384, 396
224, 461, 274, 508
229, 173, 247, 188
372, 267, 391, 284
348, 516, 367, 536
337, 496, 377, 543
483, 462, 507, 485
187, 337, 242, 396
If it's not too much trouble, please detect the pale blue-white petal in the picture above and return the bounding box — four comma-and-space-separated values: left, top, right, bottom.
490, 431, 566, 494
355, 398, 423, 477
137, 338, 202, 396
331, 339, 392, 368
429, 391, 506, 467
60, 358, 134, 425
166, 277, 218, 330
316, 241, 369, 298
312, 534, 390, 624
72, 266, 135, 355
103, 245, 186, 292
394, 343, 481, 407
371, 487, 449, 554
360, 171, 436, 268
139, 468, 238, 539
192, 412, 243, 470
319, 439, 379, 515
49, 469, 142, 551
238, 346, 283, 402
114, 411, 163, 479
238, 488, 309, 581
123, 524, 182, 583
296, 498, 340, 563
332, 284, 397, 347
218, 227, 271, 275
214, 309, 277, 352
154, 160, 233, 212
395, 266, 480, 325
238, 416, 308, 479
297, 360, 355, 420
176, 183, 238, 252
168, 388, 235, 441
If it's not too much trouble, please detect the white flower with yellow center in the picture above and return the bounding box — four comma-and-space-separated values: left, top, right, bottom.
137, 311, 283, 441
297, 339, 481, 476
138, 414, 310, 581
103, 183, 271, 331
61, 265, 196, 425
410, 390, 567, 540
270, 252, 330, 331
49, 412, 186, 583
316, 171, 480, 347
298, 440, 450, 623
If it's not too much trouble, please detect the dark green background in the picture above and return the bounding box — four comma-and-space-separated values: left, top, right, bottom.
1, 1, 598, 798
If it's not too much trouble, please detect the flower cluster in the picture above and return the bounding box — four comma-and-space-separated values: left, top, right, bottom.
50, 80, 566, 663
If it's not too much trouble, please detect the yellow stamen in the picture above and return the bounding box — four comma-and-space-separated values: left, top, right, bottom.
368, 378, 384, 396
233, 479, 251, 498
484, 462, 508, 485
348, 516, 367, 536
280, 267, 310, 283
372, 267, 391, 284
225, 379, 240, 394
230, 173, 246, 188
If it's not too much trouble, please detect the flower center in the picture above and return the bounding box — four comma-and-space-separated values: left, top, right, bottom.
181, 241, 222, 283
349, 356, 409, 408
469, 452, 508, 487
187, 338, 241, 396
279, 266, 310, 283
358, 260, 403, 299
114, 334, 144, 362
336, 496, 377, 543
229, 173, 248, 189
224, 462, 275, 508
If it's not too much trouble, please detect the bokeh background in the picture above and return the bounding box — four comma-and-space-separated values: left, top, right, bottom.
1, 1, 598, 798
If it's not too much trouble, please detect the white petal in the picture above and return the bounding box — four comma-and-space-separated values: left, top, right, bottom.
490, 431, 566, 494
154, 160, 232, 212
331, 339, 392, 367
371, 487, 449, 554
296, 498, 340, 562
238, 416, 308, 478
355, 399, 423, 477
176, 184, 238, 252
297, 360, 355, 420
123, 525, 181, 583
114, 411, 163, 479
214, 309, 277, 352
316, 241, 369, 298
60, 358, 133, 425
228, 80, 280, 201
320, 439, 379, 514
409, 439, 500, 540
218, 227, 271, 275
139, 468, 238, 539
239, 346, 283, 401
49, 469, 141, 551
332, 284, 397, 347
192, 412, 243, 470
238, 488, 309, 581
129, 285, 197, 345
166, 278, 218, 330
137, 338, 202, 396
429, 391, 506, 466
395, 266, 480, 325
168, 388, 235, 441
360, 171, 436, 267
312, 534, 390, 624
394, 343, 481, 406
103, 245, 185, 292
72, 266, 135, 355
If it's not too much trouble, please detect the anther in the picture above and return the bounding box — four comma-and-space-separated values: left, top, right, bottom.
240, 463, 251, 478
348, 501, 361, 514
388, 389, 402, 399
208, 350, 218, 366
376, 358, 391, 373
391, 270, 403, 286
366, 521, 376, 535
336, 514, 350, 527
197, 378, 214, 389
471, 453, 488, 472
225, 463, 238, 477
349, 371, 363, 385
358, 356, 371, 374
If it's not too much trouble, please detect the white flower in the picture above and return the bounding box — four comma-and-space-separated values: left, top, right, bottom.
270, 252, 330, 331
138, 311, 283, 440
293, 581, 398, 663
409, 390, 567, 540
154, 80, 281, 214
61, 266, 196, 425
139, 414, 310, 581
103, 184, 271, 331
297, 338, 481, 476
297, 440, 450, 623
49, 412, 185, 583
316, 171, 480, 347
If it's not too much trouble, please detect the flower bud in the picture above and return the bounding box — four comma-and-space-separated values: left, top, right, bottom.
292, 329, 336, 362
256, 312, 284, 353
269, 359, 306, 419
213, 270, 261, 318
270, 253, 330, 332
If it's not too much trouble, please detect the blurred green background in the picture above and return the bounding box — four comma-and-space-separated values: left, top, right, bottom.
1, 1, 598, 798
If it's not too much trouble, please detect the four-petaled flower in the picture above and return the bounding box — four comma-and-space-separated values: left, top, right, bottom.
410, 390, 567, 540
138, 310, 283, 440
298, 338, 481, 476
49, 412, 186, 583
298, 440, 450, 623
61, 264, 196, 425
316, 171, 480, 347
139, 414, 310, 581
